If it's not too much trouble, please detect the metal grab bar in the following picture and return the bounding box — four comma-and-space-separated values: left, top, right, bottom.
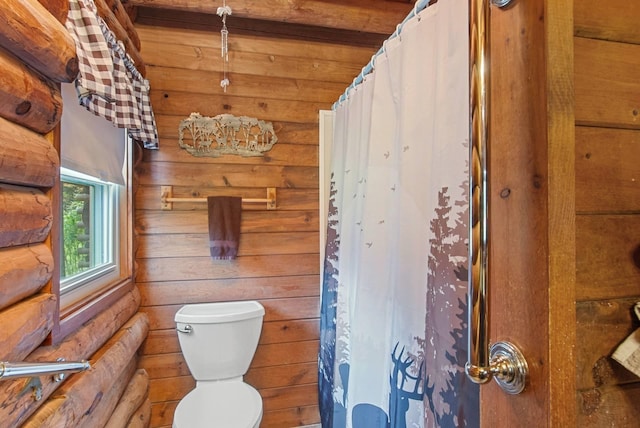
0, 360, 90, 380
465, 0, 528, 394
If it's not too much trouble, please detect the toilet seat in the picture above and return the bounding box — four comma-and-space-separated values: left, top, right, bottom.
173, 381, 262, 428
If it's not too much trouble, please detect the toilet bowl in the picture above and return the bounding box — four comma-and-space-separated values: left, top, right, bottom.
173, 380, 262, 428
172, 301, 265, 428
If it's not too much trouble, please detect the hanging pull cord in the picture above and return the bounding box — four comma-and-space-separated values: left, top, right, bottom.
216, 3, 232, 92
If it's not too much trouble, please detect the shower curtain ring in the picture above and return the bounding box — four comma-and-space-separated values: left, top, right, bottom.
414, 1, 421, 20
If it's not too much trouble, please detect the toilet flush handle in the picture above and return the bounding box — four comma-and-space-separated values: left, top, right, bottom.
176, 324, 193, 334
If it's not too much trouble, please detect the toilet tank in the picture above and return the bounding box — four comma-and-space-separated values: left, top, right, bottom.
175, 301, 265, 381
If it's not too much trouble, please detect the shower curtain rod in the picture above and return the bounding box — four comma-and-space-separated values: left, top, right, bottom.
332, 0, 436, 109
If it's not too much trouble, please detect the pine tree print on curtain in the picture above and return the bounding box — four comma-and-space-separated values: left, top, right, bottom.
319, 0, 478, 426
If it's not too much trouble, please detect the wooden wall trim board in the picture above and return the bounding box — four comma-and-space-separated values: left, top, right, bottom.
574, 0, 640, 45
135, 25, 377, 63
137, 210, 319, 235
483, 0, 576, 425
574, 37, 640, 130
575, 127, 640, 213
128, 0, 413, 35
134, 7, 388, 48
147, 67, 345, 104
544, 1, 577, 426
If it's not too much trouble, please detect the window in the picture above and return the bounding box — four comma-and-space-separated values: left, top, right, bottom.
53, 83, 134, 337
59, 168, 123, 309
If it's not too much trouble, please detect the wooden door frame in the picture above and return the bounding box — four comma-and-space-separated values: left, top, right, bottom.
483, 1, 576, 426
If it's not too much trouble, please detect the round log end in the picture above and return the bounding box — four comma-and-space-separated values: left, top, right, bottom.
65, 57, 80, 82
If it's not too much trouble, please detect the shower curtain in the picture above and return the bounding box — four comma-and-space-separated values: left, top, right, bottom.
319, 0, 478, 427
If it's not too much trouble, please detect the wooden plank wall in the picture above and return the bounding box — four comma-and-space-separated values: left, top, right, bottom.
134, 24, 378, 427
574, 1, 640, 425
0, 0, 150, 426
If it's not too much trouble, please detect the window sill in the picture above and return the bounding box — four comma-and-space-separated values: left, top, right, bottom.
52, 278, 134, 344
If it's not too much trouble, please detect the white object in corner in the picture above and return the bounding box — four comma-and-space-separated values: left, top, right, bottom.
612, 302, 640, 378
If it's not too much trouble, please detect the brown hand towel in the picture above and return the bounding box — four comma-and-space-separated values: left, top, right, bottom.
207, 196, 242, 260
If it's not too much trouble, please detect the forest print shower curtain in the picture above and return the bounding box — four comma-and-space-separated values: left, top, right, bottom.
319, 0, 479, 427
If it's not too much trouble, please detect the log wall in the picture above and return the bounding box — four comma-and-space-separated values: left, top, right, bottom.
0, 0, 149, 426
574, 1, 640, 425
133, 23, 380, 427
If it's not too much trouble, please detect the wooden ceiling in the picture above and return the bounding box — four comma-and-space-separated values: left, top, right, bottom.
127, 0, 418, 47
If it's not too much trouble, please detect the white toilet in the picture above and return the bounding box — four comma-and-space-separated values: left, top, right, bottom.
172, 300, 265, 428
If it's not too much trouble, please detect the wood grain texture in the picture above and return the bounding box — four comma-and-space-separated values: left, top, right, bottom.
143, 138, 318, 166
73, 360, 138, 428
0, 0, 78, 82
0, 184, 52, 248
154, 114, 319, 143
574, 0, 640, 45
484, 0, 560, 424
140, 343, 317, 381
136, 253, 319, 282
0, 116, 59, 186
149, 90, 330, 123
104, 0, 141, 50
545, 0, 577, 425
142, 296, 319, 331
136, 210, 319, 235
126, 397, 152, 428
0, 244, 53, 310
138, 231, 318, 258
0, 293, 56, 361
575, 126, 640, 213
93, 0, 146, 76
0, 50, 63, 134
574, 37, 640, 129
138, 275, 319, 307
576, 215, 640, 301
573, 0, 640, 425
575, 298, 640, 390
140, 318, 319, 356
23, 314, 148, 427
137, 186, 319, 211
36, 0, 68, 23
137, 162, 318, 188
136, 25, 376, 64
104, 369, 150, 428
577, 382, 640, 427
128, 0, 413, 35
135, 12, 384, 426
0, 289, 140, 427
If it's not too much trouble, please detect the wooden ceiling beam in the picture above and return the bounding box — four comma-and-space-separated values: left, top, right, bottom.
134, 7, 390, 47
124, 0, 414, 35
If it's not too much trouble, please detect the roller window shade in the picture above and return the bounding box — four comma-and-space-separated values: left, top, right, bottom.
60, 83, 126, 185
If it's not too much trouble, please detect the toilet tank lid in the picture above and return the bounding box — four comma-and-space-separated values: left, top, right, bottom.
175, 301, 265, 324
